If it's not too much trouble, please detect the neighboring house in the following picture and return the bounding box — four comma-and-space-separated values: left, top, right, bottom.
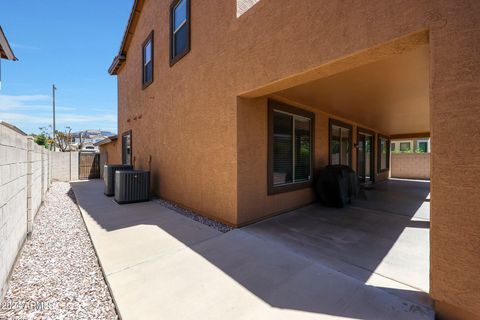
95, 135, 121, 178
0, 26, 17, 90
70, 130, 116, 153
80, 143, 98, 152
107, 1, 480, 318
73, 130, 115, 146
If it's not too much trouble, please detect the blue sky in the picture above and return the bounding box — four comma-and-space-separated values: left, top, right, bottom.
0, 1, 132, 134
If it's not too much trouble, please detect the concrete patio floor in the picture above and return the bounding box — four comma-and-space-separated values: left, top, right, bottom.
71, 179, 433, 320
245, 179, 431, 306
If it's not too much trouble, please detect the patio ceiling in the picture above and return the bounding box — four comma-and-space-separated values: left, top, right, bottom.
276, 44, 430, 136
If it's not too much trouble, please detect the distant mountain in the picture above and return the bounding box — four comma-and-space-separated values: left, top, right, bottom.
71, 130, 116, 139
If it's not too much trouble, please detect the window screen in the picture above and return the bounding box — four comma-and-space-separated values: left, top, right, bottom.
273, 110, 311, 186
273, 112, 293, 185
329, 122, 351, 166
294, 118, 311, 181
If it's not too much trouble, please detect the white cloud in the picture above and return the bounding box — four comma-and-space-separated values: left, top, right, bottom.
0, 95, 76, 111
0, 113, 50, 124
0, 94, 116, 133
0, 112, 116, 124
10, 42, 41, 51
0, 94, 49, 107
57, 114, 117, 123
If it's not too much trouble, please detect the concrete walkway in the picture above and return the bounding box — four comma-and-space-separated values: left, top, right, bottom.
71, 180, 433, 320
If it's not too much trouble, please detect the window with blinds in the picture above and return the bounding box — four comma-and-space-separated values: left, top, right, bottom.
329, 120, 352, 167
268, 100, 314, 194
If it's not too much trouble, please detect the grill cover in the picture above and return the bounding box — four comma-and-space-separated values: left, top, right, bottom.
315, 165, 359, 207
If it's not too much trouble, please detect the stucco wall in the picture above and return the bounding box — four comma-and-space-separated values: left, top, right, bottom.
428, 2, 480, 319
391, 153, 430, 180
116, 0, 238, 226
114, 0, 480, 317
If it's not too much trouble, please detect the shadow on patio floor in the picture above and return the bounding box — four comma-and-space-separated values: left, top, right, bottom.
69, 179, 433, 320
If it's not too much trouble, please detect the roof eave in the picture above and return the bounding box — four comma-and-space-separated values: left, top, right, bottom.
94, 135, 118, 146
0, 26, 17, 61
108, 0, 144, 75
108, 54, 126, 75
0, 121, 27, 136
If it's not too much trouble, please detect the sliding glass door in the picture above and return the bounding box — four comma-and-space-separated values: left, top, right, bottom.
357, 130, 374, 183
329, 119, 352, 167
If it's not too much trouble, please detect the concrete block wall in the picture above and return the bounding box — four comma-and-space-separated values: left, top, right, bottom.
391, 153, 430, 180
27, 140, 47, 233
0, 122, 80, 301
51, 151, 79, 181
41, 148, 50, 201
0, 124, 29, 301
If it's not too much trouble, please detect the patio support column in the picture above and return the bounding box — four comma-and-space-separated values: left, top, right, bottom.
429, 2, 480, 319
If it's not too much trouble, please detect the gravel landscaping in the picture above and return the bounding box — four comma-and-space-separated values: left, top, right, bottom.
0, 182, 118, 320
154, 198, 233, 233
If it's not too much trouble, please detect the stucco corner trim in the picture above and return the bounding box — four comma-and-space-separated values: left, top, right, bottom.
236, 0, 261, 18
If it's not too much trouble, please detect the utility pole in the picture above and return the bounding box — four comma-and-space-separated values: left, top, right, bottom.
52, 84, 57, 151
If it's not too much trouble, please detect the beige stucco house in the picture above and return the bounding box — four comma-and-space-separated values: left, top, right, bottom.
106, 1, 480, 318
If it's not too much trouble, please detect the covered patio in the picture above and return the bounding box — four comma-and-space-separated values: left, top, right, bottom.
245, 179, 431, 306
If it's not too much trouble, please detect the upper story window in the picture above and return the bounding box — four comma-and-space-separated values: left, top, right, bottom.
170, 0, 190, 65
142, 31, 154, 88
